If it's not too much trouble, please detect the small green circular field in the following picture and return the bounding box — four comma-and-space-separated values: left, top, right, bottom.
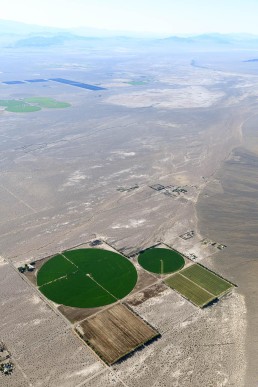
0, 97, 70, 113
138, 248, 185, 274
37, 249, 137, 308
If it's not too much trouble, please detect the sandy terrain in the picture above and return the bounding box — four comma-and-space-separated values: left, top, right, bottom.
0, 261, 104, 387
197, 120, 258, 386
104, 86, 225, 109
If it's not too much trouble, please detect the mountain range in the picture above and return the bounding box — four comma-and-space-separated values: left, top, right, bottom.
1, 19, 258, 50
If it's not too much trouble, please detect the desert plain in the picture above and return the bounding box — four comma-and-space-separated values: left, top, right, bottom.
0, 40, 258, 386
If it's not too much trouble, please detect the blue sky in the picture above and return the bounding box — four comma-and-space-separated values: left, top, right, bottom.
1, 0, 258, 35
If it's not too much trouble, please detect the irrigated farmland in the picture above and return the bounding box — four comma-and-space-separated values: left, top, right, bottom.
181, 264, 234, 296
165, 273, 215, 307
24, 97, 71, 108
138, 247, 185, 274
37, 248, 137, 308
165, 264, 235, 307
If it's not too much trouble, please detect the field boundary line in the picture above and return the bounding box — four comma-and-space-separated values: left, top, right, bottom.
87, 273, 118, 301
39, 273, 75, 288
76, 277, 163, 325
0, 205, 55, 226
74, 368, 107, 387
185, 262, 237, 288
163, 281, 201, 308
181, 264, 235, 294
73, 329, 130, 387
73, 329, 107, 366
61, 252, 79, 269
164, 279, 214, 308
0, 184, 37, 213
178, 272, 215, 297
5, 259, 72, 327
9, 354, 33, 387
75, 301, 121, 328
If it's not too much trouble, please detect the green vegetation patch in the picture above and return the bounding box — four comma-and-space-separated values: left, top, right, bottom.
180, 264, 234, 296
165, 273, 215, 307
0, 99, 41, 112
138, 247, 185, 274
0, 100, 18, 106
40, 271, 115, 308
37, 254, 77, 286
6, 103, 41, 112
0, 97, 70, 113
165, 264, 235, 308
37, 248, 137, 308
127, 81, 148, 86
24, 97, 71, 108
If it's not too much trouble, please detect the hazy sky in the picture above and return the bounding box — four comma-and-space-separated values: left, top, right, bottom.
1, 0, 258, 35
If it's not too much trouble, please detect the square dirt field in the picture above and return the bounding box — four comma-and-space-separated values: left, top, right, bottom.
78, 304, 159, 365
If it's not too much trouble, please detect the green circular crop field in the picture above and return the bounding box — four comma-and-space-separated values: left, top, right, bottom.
37, 248, 137, 308
138, 248, 185, 274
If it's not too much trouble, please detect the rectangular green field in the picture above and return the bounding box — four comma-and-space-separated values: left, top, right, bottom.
180, 264, 234, 296
165, 273, 216, 307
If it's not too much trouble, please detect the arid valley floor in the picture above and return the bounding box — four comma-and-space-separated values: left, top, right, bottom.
1, 41, 258, 386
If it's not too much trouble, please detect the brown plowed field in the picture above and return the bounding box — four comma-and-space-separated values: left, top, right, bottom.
79, 304, 159, 364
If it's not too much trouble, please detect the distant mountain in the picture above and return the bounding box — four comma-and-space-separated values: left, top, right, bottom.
1, 19, 258, 50
192, 33, 231, 44
0, 19, 147, 39
12, 32, 103, 48
157, 33, 258, 49
0, 19, 144, 48
243, 59, 258, 62
14, 35, 69, 47
0, 19, 62, 36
